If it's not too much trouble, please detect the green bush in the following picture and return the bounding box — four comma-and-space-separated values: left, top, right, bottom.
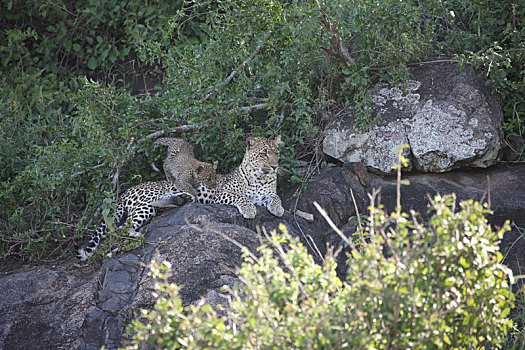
0, 0, 183, 259
0, 78, 158, 259
0, 0, 180, 79
126, 194, 515, 349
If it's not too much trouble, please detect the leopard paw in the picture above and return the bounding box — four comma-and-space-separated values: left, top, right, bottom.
268, 197, 285, 217
239, 203, 257, 219
269, 204, 285, 217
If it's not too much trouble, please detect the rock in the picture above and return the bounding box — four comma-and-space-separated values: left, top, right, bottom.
0, 163, 523, 349
502, 135, 525, 161
0, 266, 98, 350
78, 203, 321, 349
283, 162, 370, 230
323, 62, 504, 173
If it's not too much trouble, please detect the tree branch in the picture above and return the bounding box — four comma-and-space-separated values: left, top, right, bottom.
179, 31, 273, 117
314, 0, 356, 67
144, 33, 273, 141
198, 31, 273, 105
72, 163, 106, 177
143, 118, 213, 141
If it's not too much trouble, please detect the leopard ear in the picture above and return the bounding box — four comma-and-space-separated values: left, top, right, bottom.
212, 161, 218, 170
274, 135, 282, 147
246, 137, 256, 148
196, 165, 204, 174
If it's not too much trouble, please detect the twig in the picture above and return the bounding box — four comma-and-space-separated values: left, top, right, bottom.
150, 162, 160, 173
111, 164, 122, 191
111, 137, 135, 191
486, 174, 491, 210
239, 103, 268, 113
295, 209, 314, 222
142, 118, 213, 141
313, 201, 356, 250
350, 188, 363, 232
406, 59, 458, 66
314, 0, 356, 67
183, 31, 273, 115
72, 163, 106, 177
502, 231, 523, 264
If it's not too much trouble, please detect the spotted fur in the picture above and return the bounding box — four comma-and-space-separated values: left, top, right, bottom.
153, 137, 218, 198
77, 181, 193, 261
196, 136, 285, 219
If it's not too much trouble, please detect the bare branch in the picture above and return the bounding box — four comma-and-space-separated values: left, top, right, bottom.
112, 164, 122, 192
314, 0, 356, 67
142, 118, 213, 141
182, 31, 273, 115
111, 137, 136, 191
239, 103, 268, 113
224, 32, 273, 85
72, 163, 106, 177
313, 201, 356, 251
150, 162, 160, 173
295, 209, 314, 223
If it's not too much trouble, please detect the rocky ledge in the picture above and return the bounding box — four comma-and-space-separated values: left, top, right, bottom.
1, 163, 524, 349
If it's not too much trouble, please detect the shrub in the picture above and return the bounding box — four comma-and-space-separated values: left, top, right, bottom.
126, 194, 515, 349
0, 78, 161, 260
0, 0, 184, 259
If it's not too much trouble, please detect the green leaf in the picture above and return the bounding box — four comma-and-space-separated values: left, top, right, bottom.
87, 57, 98, 70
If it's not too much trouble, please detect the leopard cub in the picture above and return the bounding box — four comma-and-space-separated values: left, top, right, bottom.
153, 137, 218, 200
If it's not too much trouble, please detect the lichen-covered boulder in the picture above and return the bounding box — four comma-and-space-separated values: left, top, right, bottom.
323, 62, 504, 173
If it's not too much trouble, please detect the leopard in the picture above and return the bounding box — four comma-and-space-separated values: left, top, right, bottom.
77, 136, 283, 260
77, 180, 197, 261
196, 135, 285, 219
152, 137, 218, 200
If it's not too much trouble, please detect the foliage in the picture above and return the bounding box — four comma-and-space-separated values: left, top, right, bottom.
0, 0, 181, 80
499, 288, 525, 349
126, 196, 515, 349
0, 0, 183, 259
0, 71, 168, 260
0, 0, 440, 259
153, 0, 436, 161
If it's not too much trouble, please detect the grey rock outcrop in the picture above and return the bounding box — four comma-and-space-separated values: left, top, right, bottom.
1, 163, 524, 349
0, 266, 98, 349
323, 62, 504, 173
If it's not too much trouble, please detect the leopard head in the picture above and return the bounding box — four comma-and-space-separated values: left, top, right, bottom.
244, 135, 282, 176
193, 160, 218, 188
